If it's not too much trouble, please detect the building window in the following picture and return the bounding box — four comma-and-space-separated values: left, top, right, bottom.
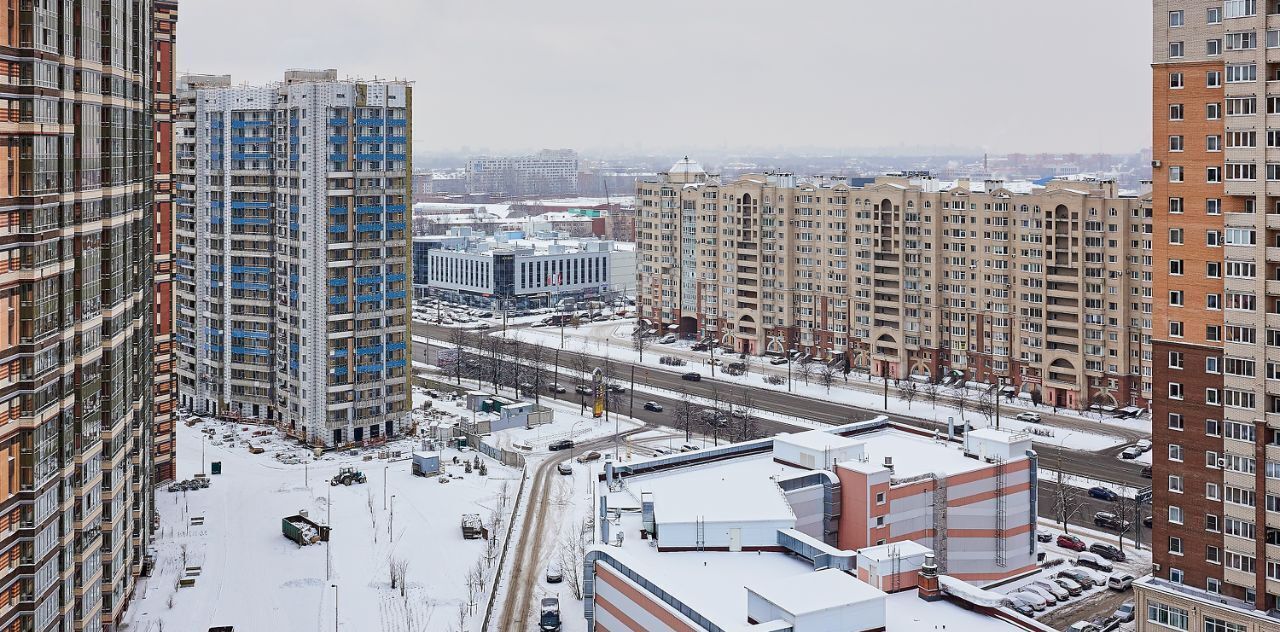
1169, 444, 1183, 462
1169, 10, 1184, 26
1169, 290, 1184, 306
1169, 135, 1184, 151
876, 492, 885, 505
1169, 505, 1183, 524
1208, 166, 1223, 182
1169, 568, 1184, 584
1170, 72, 1184, 88
1207, 71, 1223, 88
1207, 102, 1221, 119
1168, 413, 1183, 430
1170, 166, 1184, 183
1204, 616, 1247, 632
1226, 63, 1257, 82
1170, 259, 1184, 275
1169, 321, 1184, 337
1170, 103, 1185, 120
1207, 546, 1221, 564
1208, 38, 1223, 56
1169, 227, 1184, 244
1168, 351, 1184, 368
1168, 382, 1184, 399
1170, 41, 1185, 58
1207, 134, 1221, 151
1209, 6, 1223, 23
1169, 474, 1183, 492
1170, 197, 1184, 213
1147, 601, 1189, 630
1169, 536, 1183, 554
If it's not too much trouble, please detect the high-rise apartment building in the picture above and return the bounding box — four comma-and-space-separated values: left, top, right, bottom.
466, 149, 579, 197
1140, 1, 1280, 628
174, 70, 414, 448
152, 0, 178, 485
636, 161, 1154, 410
0, 2, 160, 630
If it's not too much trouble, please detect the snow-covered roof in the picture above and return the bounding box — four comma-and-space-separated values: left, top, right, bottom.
857, 540, 932, 563
749, 568, 882, 614
775, 429, 861, 452
622, 452, 800, 524
837, 429, 1001, 479
670, 156, 706, 175
884, 590, 1023, 631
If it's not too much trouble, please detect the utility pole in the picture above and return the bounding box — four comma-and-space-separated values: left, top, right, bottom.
709, 338, 715, 377
553, 349, 560, 393
383, 466, 387, 510
882, 365, 889, 410
994, 377, 1001, 430
332, 584, 339, 632
628, 365, 635, 419
326, 494, 332, 580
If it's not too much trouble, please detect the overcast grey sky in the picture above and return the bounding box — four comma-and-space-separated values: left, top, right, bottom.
178, 1, 1152, 156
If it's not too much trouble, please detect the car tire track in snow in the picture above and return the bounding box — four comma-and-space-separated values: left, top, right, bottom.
495, 429, 644, 630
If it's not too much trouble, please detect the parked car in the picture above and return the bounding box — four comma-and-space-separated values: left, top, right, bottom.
651, 446, 674, 455
1089, 542, 1127, 562
658, 334, 677, 344
1075, 552, 1114, 573
1140, 465, 1152, 478
681, 372, 702, 381
1108, 572, 1136, 591
691, 342, 709, 351
548, 439, 574, 451
1036, 530, 1054, 543
1057, 534, 1087, 551
548, 383, 567, 394
607, 384, 626, 393
1121, 446, 1142, 459
679, 442, 701, 452
1010, 590, 1047, 611
1053, 576, 1084, 596
1088, 486, 1119, 501
1019, 584, 1058, 606
769, 357, 789, 365
539, 597, 561, 631
576, 451, 601, 463
1135, 438, 1152, 452
1142, 515, 1153, 528
556, 462, 572, 475
643, 401, 664, 412
545, 564, 563, 584
1032, 580, 1070, 601
1066, 622, 1101, 632
1112, 601, 1135, 622
1005, 595, 1037, 617
706, 358, 723, 366
1015, 412, 1041, 423
1057, 567, 1097, 589
574, 385, 593, 396
1094, 511, 1130, 532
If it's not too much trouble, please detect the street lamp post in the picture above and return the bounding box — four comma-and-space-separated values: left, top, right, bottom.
331, 584, 339, 632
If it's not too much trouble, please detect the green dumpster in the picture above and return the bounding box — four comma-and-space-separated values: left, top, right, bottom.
211, 461, 222, 475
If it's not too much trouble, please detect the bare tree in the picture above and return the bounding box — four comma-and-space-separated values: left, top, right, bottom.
632, 327, 650, 363
449, 327, 470, 386
953, 387, 971, 425
465, 560, 483, 609
923, 380, 940, 409
975, 389, 997, 426
528, 343, 546, 405
572, 345, 593, 385
818, 362, 838, 394
1109, 495, 1143, 554
455, 602, 467, 632
898, 379, 919, 410
672, 394, 698, 442
796, 358, 816, 386
367, 488, 378, 543
485, 335, 503, 394
558, 516, 591, 600
390, 556, 410, 597
1050, 451, 1085, 535
734, 387, 759, 442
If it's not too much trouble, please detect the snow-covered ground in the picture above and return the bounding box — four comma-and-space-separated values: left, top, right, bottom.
125, 418, 521, 632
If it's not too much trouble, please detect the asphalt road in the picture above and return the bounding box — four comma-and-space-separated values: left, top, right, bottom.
417, 320, 1151, 491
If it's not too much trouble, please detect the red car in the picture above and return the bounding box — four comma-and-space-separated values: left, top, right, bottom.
1057, 534, 1087, 552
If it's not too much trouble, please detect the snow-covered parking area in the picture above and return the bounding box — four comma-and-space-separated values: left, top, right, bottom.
124, 418, 520, 632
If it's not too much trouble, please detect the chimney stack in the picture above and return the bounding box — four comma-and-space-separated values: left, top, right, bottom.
917, 553, 943, 601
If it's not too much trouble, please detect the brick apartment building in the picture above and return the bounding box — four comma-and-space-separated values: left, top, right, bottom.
1139, 1, 1280, 630
636, 161, 1154, 410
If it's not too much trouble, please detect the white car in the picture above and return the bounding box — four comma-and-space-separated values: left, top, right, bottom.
1015, 412, 1041, 423
1107, 572, 1136, 591
1135, 438, 1152, 452
1121, 446, 1142, 459
1020, 583, 1058, 605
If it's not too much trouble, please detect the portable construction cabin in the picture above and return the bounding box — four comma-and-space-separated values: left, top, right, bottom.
412, 452, 441, 476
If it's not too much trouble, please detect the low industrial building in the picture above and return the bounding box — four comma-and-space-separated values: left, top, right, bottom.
586, 420, 1050, 631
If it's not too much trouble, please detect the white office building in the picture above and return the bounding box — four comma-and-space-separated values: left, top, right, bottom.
465, 149, 579, 196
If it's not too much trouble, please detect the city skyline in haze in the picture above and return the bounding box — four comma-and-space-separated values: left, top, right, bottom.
177, 1, 1152, 155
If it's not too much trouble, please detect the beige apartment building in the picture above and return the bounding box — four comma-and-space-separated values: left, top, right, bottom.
636, 160, 1153, 410
1142, 0, 1280, 629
